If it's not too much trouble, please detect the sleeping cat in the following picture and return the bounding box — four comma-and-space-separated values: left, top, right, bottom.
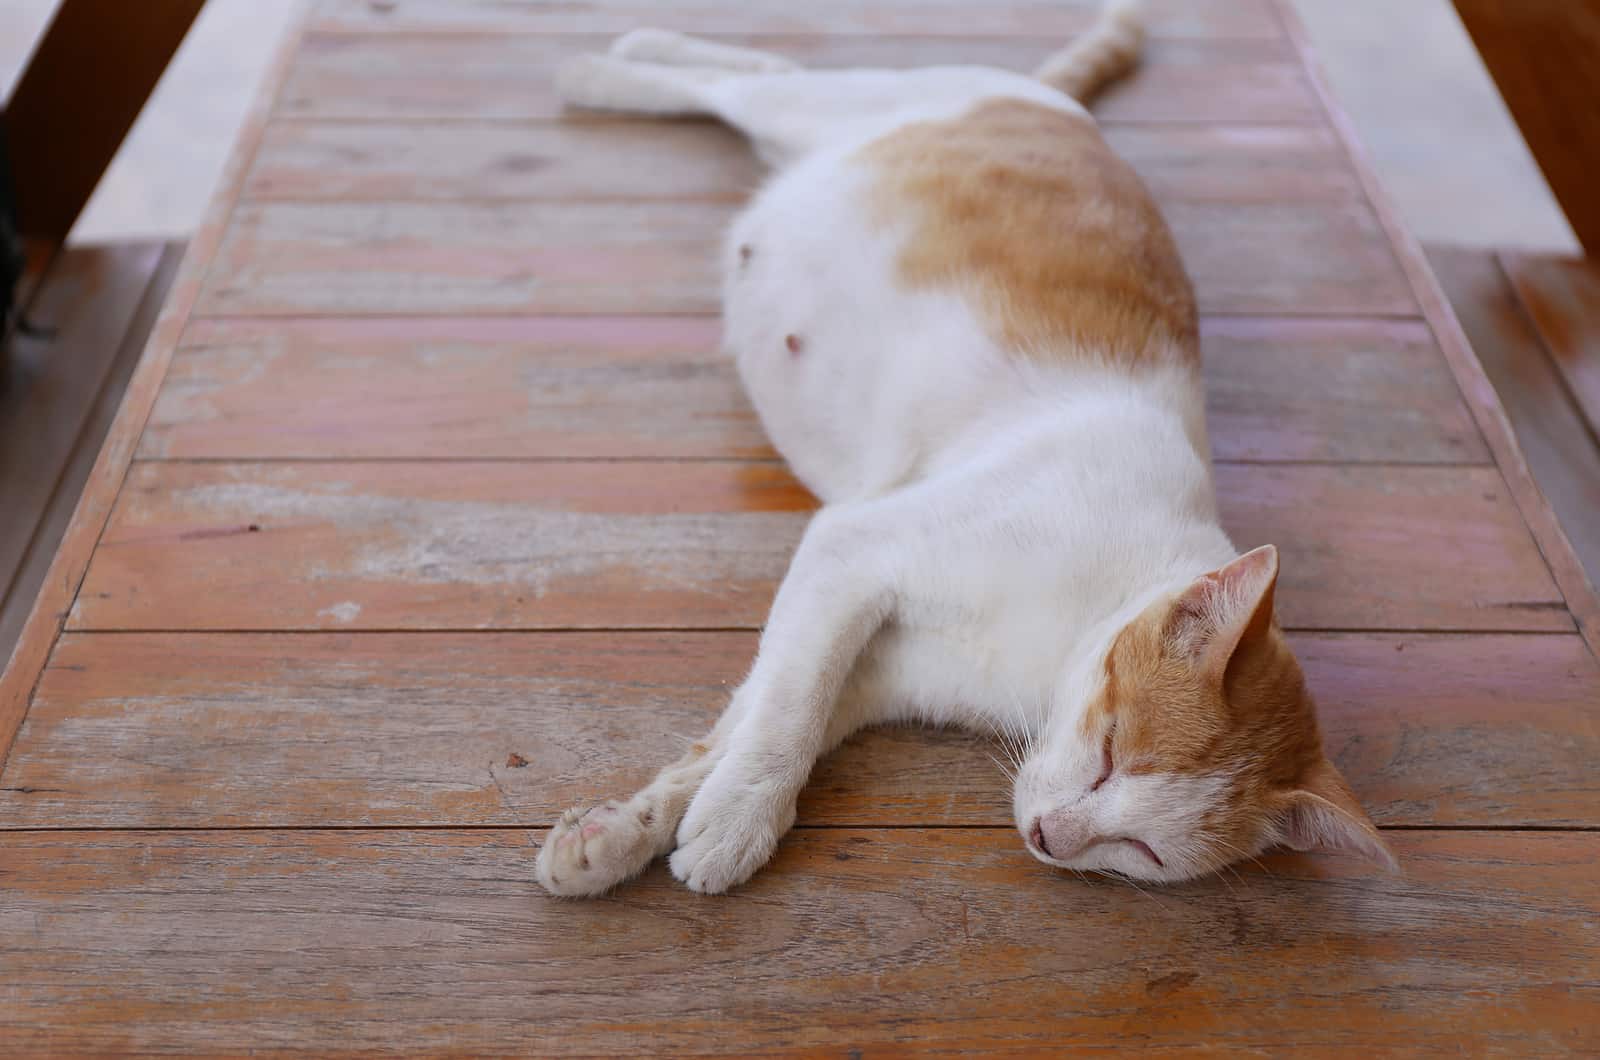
535, 0, 1398, 896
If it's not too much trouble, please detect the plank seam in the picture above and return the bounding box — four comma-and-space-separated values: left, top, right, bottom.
1274, 0, 1600, 659
298, 29, 1297, 44
49, 626, 1577, 637
0, 2, 315, 778
0, 823, 1592, 834
119, 456, 1500, 469
178, 309, 1440, 324
0, 246, 167, 615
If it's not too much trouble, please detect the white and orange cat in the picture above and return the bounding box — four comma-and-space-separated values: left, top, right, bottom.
535, 0, 1397, 896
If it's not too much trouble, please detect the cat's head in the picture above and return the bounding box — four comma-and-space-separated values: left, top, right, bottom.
1013, 544, 1396, 882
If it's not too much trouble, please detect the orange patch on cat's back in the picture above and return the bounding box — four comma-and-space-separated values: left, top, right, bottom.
860, 99, 1198, 367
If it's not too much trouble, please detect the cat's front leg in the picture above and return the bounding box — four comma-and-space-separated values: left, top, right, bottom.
670, 507, 895, 893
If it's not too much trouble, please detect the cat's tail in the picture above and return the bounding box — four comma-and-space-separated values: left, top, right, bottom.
1033, 0, 1146, 104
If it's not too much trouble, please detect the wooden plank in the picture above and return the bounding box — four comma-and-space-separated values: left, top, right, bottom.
141, 316, 772, 461
67, 461, 1563, 632
1276, 0, 1600, 656
139, 316, 1485, 464
197, 198, 1413, 317
247, 120, 765, 202
0, 9, 310, 773
198, 200, 728, 317
1453, 0, 1600, 255
1429, 248, 1600, 612
1202, 317, 1487, 464
71, 461, 814, 632
0, 244, 184, 674
0, 244, 166, 634
309, 0, 1285, 39
244, 121, 1363, 205
2, 829, 1596, 1054
3, 631, 1595, 828
282, 33, 1322, 124
1502, 253, 1600, 439
1215, 463, 1566, 631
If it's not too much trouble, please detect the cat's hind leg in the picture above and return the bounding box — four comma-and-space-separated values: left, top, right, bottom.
555, 53, 736, 116
608, 29, 800, 73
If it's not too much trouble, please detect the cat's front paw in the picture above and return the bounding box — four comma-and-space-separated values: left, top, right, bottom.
535, 799, 663, 897
669, 759, 797, 894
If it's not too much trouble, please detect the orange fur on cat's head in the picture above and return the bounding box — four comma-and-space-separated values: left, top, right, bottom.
1017, 546, 1397, 882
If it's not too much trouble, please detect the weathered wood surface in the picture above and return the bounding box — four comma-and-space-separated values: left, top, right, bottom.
248, 121, 1362, 205
205, 183, 1413, 320
1277, 0, 1600, 656
141, 317, 775, 461
3, 0, 1598, 1052
0, 244, 183, 686
139, 316, 1485, 464
0, 244, 166, 630
3, 632, 1595, 829
1502, 253, 1600, 440
2, 829, 1596, 1055
283, 33, 1322, 124
0, 13, 309, 769
309, 0, 1286, 39
69, 462, 1563, 632
1430, 248, 1600, 618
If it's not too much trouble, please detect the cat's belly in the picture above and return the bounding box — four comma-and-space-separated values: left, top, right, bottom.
721, 147, 1020, 504
843, 613, 1066, 737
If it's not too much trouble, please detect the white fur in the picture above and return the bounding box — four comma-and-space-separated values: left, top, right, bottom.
536, 14, 1249, 897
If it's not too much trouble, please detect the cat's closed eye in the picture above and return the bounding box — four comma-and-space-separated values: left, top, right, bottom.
1090, 722, 1115, 792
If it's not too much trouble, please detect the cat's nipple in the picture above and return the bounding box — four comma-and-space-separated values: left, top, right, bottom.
785, 333, 805, 356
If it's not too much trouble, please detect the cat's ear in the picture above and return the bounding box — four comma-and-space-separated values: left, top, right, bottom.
1164, 544, 1278, 679
1274, 759, 1398, 872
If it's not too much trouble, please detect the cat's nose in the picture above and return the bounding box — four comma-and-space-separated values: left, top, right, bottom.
1037, 809, 1094, 862
1028, 817, 1050, 857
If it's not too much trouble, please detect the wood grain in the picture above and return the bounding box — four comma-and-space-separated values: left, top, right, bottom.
137, 316, 1486, 464
2, 829, 1596, 1055
1429, 248, 1600, 616
282, 33, 1321, 124
247, 120, 765, 202
245, 121, 1362, 205
0, 10, 310, 772
198, 198, 1413, 317
1502, 253, 1600, 439
0, 244, 183, 682
1194, 316, 1485, 463
2, 632, 1595, 829
139, 317, 774, 461
67, 461, 1563, 633
1214, 462, 1566, 631
1276, 0, 1600, 656
308, 0, 1285, 39
0, 244, 166, 624
71, 461, 814, 631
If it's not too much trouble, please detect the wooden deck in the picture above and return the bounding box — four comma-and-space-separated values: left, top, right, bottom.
2, 1, 1597, 1053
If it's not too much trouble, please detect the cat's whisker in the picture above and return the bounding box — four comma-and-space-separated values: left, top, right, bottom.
1206, 835, 1276, 880
985, 750, 1018, 783
1104, 869, 1171, 911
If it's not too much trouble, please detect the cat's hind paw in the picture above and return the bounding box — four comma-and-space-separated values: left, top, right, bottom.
534, 799, 664, 897
607, 28, 799, 73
